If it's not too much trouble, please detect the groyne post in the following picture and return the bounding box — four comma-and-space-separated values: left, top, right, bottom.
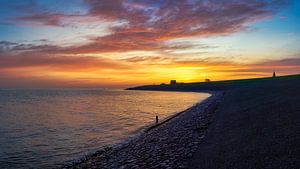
156, 116, 158, 125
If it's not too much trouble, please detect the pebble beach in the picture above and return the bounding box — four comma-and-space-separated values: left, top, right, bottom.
64, 92, 223, 169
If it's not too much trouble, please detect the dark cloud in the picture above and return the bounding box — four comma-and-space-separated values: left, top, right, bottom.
15, 14, 64, 26
0, 41, 59, 53
0, 41, 18, 52
123, 56, 173, 64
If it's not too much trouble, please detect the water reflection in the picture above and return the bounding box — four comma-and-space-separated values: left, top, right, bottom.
0, 89, 210, 168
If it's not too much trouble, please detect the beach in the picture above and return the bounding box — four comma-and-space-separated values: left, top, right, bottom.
66, 74, 300, 169
0, 90, 207, 168
189, 76, 300, 169
65, 92, 222, 169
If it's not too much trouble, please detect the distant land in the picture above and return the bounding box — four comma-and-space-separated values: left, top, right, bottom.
127, 74, 300, 91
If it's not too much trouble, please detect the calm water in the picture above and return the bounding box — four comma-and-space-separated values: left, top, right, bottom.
0, 89, 209, 168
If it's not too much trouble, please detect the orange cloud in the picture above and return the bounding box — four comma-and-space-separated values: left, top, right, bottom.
0, 52, 130, 71
1, 51, 299, 88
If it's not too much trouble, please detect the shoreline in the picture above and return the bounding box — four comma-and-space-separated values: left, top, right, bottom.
145, 91, 215, 132
63, 91, 223, 169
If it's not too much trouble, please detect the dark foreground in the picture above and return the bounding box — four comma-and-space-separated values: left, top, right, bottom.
189, 76, 300, 169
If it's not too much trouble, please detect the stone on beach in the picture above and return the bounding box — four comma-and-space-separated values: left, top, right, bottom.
65, 93, 222, 169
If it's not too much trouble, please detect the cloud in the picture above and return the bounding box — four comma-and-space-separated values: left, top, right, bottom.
9, 0, 286, 54
256, 57, 300, 66
67, 0, 285, 53
15, 14, 64, 26
123, 55, 300, 73
14, 13, 110, 27
122, 56, 174, 65
0, 52, 129, 71
212, 57, 300, 75
0, 41, 18, 52
0, 41, 60, 53
123, 55, 237, 66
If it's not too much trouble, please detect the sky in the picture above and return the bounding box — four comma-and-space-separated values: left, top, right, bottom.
0, 0, 299, 88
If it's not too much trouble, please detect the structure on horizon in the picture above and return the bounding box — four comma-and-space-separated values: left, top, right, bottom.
170, 80, 176, 85
205, 78, 211, 82
273, 72, 276, 77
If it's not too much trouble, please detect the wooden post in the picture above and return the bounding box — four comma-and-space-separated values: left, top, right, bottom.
156, 115, 158, 125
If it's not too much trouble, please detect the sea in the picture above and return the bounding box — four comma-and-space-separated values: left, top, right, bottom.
0, 89, 210, 168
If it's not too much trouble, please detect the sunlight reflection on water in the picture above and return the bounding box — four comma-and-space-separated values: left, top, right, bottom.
0, 89, 210, 168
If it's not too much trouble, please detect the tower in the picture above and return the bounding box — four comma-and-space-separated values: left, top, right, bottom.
170, 80, 176, 85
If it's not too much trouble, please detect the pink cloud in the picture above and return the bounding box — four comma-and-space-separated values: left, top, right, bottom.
9, 0, 286, 54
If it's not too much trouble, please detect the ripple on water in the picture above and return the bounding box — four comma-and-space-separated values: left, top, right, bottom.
0, 89, 210, 168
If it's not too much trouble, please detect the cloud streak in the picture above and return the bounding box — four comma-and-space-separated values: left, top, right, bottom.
0, 53, 129, 71
67, 0, 282, 53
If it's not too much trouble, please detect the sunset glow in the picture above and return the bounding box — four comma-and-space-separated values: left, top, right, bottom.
1, 0, 300, 88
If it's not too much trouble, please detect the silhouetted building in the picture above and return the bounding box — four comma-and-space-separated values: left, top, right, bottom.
205, 78, 211, 82
170, 80, 176, 85
273, 72, 276, 77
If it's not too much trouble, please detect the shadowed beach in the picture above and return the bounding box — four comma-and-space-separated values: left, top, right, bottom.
67, 74, 300, 168
189, 75, 300, 169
